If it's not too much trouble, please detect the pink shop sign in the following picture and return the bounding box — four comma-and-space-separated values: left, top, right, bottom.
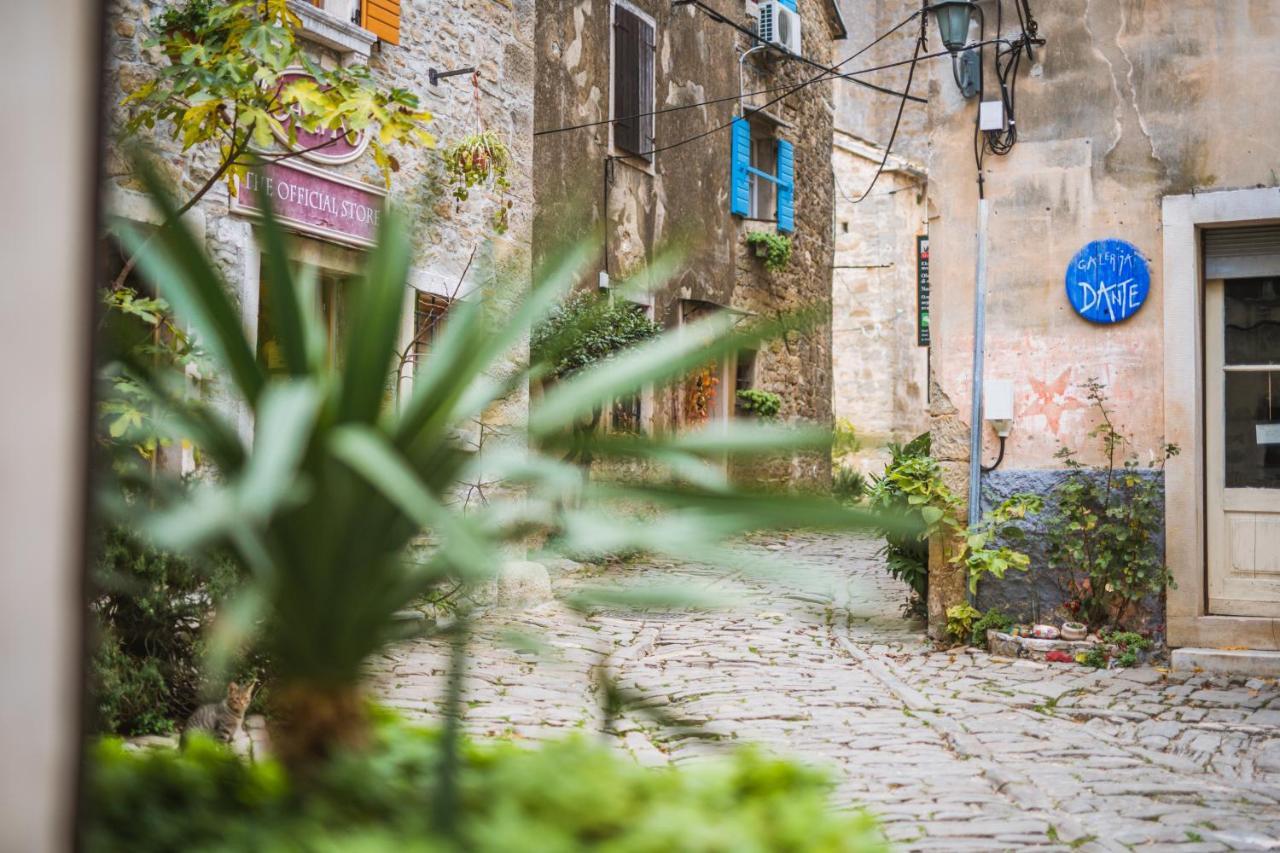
232, 161, 385, 248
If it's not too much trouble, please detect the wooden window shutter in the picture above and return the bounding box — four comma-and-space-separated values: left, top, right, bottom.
729, 118, 751, 217
613, 6, 654, 159
362, 0, 401, 45
637, 17, 655, 158
775, 138, 795, 233
613, 6, 641, 155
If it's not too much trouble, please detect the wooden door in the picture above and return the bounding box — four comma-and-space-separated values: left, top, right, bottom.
1206, 277, 1280, 616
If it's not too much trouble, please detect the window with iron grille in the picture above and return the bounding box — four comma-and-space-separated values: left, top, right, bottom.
613, 4, 655, 160
412, 292, 451, 378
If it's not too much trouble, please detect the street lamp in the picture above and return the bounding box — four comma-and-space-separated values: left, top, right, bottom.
927, 0, 977, 53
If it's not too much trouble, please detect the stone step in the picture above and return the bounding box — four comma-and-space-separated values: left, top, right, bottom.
1171, 647, 1280, 678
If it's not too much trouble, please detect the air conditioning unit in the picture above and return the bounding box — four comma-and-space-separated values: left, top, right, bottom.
757, 2, 802, 54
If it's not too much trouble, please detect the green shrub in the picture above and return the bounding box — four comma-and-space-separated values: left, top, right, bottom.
866, 433, 938, 605
968, 608, 1011, 647
89, 525, 243, 735
832, 466, 867, 503
944, 604, 981, 645
530, 290, 662, 381
1046, 378, 1179, 630
735, 388, 782, 420
83, 719, 886, 852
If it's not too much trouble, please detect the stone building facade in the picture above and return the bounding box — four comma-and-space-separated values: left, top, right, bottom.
831, 130, 928, 457
104, 0, 535, 446
922, 0, 1280, 650
829, 0, 931, 470
533, 0, 847, 486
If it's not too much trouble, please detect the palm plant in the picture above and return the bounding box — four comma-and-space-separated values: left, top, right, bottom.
108, 163, 879, 774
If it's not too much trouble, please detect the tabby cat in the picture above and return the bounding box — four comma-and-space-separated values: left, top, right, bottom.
180, 680, 256, 746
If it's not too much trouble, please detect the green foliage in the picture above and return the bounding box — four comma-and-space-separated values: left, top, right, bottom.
745, 231, 793, 272
89, 525, 242, 735
968, 608, 1012, 647
98, 286, 204, 470
865, 434, 941, 602
831, 417, 862, 458
832, 466, 867, 503
107, 167, 878, 773
1076, 631, 1151, 669
530, 290, 662, 381
442, 131, 513, 232
1046, 378, 1179, 630
867, 433, 1041, 604
945, 603, 981, 645
956, 493, 1044, 595
736, 389, 782, 420
84, 720, 885, 852
121, 0, 434, 196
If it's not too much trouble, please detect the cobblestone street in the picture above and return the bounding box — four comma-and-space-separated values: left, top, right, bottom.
370, 533, 1280, 851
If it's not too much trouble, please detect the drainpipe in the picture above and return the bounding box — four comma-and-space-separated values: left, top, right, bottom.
966, 193, 989, 531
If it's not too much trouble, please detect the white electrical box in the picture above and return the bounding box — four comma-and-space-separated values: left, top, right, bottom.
979, 100, 1005, 131
985, 379, 1014, 422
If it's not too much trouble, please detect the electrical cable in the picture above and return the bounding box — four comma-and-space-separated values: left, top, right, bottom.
617, 19, 1001, 160
676, 0, 925, 102
847, 13, 927, 203
534, 6, 923, 139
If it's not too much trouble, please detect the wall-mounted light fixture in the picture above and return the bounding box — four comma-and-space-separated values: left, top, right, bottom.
926, 0, 978, 53
925, 0, 982, 99
981, 378, 1013, 472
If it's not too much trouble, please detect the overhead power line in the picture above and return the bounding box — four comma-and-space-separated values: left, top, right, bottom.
534, 6, 923, 139
616, 6, 930, 160
675, 0, 926, 103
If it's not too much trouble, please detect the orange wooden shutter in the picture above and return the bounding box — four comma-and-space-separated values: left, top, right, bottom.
361, 0, 401, 45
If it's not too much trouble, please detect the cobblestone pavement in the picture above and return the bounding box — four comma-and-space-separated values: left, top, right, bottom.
369, 532, 1280, 851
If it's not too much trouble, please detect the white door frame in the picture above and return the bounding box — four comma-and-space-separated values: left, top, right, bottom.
1163, 186, 1280, 649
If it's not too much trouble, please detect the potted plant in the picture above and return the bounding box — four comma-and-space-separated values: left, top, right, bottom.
744, 231, 793, 273
442, 130, 513, 232
1061, 621, 1087, 641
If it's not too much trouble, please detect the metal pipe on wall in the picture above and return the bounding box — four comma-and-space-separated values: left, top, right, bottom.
967, 196, 989, 530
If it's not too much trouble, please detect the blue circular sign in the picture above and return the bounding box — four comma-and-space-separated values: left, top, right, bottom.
1064, 239, 1150, 324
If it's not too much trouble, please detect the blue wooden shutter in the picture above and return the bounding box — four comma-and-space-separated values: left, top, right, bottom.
730, 117, 751, 217
777, 0, 797, 9
776, 138, 795, 232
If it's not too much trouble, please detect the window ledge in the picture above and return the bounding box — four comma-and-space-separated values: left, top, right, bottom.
288, 1, 376, 60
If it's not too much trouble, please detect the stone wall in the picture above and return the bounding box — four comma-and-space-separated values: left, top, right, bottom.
921, 1, 1280, 637
831, 130, 928, 455
534, 0, 843, 487
104, 0, 535, 437
974, 468, 1166, 635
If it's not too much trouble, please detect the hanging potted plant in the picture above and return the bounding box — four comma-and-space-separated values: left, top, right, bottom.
442, 129, 513, 232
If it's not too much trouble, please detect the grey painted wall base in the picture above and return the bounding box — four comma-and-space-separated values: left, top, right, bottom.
974, 468, 1166, 633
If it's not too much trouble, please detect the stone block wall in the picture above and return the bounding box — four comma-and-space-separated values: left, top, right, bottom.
104, 0, 535, 439
534, 0, 842, 488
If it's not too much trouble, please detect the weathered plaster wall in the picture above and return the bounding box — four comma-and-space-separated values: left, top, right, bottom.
534, 0, 841, 484
927, 0, 1280, 478
833, 0, 931, 165
831, 130, 928, 449
105, 0, 535, 437
976, 469, 1166, 634
923, 0, 1280, 637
